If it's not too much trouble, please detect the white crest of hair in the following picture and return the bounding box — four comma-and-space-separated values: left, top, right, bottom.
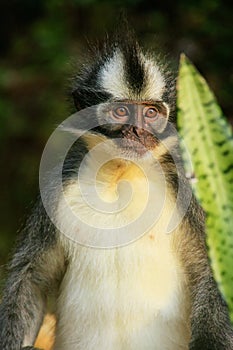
140, 53, 166, 101
99, 50, 129, 99
99, 49, 166, 101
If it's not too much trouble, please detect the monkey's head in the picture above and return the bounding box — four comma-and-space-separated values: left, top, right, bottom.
70, 31, 176, 160
57, 31, 180, 247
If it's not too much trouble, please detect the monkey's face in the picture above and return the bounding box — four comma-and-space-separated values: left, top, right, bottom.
96, 101, 169, 158
71, 37, 174, 160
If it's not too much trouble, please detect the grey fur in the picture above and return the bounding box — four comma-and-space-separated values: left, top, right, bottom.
0, 33, 233, 350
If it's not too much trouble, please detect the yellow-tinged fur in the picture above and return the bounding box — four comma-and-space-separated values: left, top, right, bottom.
35, 314, 56, 350
54, 238, 190, 350
52, 136, 191, 350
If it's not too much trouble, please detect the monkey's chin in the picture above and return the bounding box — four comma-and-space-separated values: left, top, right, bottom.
114, 138, 156, 160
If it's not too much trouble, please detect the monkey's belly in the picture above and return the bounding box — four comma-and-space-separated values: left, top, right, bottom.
54, 235, 191, 350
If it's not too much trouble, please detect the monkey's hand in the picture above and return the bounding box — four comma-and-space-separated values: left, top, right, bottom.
22, 347, 43, 350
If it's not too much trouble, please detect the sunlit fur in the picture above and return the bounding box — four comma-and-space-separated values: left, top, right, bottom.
2, 27, 233, 350
52, 32, 192, 350
100, 50, 166, 101
55, 154, 191, 350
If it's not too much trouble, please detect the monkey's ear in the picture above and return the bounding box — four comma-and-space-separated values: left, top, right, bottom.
162, 102, 170, 119
153, 102, 170, 133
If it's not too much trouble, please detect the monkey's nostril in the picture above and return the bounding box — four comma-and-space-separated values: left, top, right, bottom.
133, 126, 144, 138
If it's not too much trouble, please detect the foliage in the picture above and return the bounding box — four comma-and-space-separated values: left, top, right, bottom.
177, 54, 233, 321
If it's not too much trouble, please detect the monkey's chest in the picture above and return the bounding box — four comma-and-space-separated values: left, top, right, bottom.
55, 238, 191, 350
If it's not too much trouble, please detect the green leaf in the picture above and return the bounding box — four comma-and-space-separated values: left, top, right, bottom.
177, 54, 233, 321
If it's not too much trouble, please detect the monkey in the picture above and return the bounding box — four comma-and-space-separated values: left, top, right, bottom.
1, 28, 233, 350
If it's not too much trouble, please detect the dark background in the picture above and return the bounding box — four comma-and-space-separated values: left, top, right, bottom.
0, 0, 232, 271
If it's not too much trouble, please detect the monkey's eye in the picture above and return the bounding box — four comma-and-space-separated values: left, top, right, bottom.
112, 106, 129, 119
143, 106, 159, 120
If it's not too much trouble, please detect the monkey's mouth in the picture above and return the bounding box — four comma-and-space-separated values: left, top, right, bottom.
116, 126, 158, 156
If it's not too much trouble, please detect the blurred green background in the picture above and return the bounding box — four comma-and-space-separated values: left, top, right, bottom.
0, 0, 232, 272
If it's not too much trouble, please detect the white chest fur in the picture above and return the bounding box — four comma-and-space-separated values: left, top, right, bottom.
54, 156, 191, 350
55, 236, 190, 350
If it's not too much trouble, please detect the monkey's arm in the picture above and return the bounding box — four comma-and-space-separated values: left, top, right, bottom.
185, 203, 233, 350
189, 273, 233, 350
0, 200, 66, 350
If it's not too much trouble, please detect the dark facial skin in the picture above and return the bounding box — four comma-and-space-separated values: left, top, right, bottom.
97, 101, 168, 155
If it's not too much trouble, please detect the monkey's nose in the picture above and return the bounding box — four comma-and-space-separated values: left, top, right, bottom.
134, 126, 149, 141
132, 126, 143, 137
